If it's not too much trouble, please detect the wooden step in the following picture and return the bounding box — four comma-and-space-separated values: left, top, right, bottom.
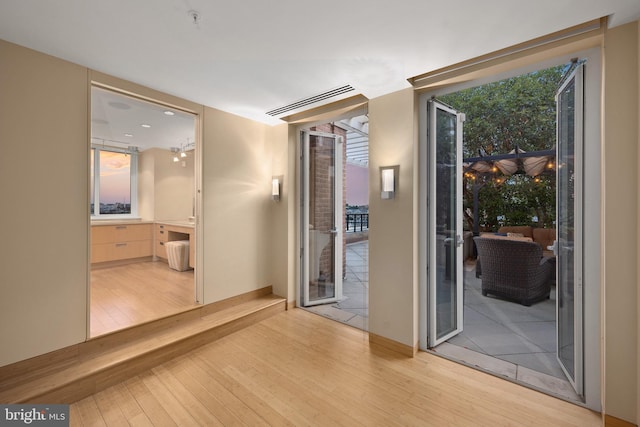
0, 293, 286, 404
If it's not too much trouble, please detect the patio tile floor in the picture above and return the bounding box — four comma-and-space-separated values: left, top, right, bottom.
305, 240, 369, 330
435, 259, 580, 402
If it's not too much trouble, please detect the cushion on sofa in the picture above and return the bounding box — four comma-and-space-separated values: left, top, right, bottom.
498, 225, 533, 238
533, 227, 556, 249
479, 233, 533, 242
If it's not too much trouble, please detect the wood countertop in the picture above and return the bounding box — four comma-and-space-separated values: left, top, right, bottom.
91, 220, 154, 226
155, 220, 195, 228
91, 219, 194, 228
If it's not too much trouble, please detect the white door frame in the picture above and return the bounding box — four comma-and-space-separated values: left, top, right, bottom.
555, 61, 585, 396
299, 130, 344, 307
418, 48, 601, 411
427, 99, 465, 347
88, 83, 204, 309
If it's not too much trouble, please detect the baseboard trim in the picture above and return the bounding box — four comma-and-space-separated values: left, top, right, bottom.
605, 415, 637, 427
369, 333, 418, 357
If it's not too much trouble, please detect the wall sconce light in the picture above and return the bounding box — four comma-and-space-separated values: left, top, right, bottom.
380, 166, 398, 199
272, 176, 281, 201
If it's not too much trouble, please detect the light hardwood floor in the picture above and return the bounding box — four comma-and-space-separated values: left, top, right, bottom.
91, 261, 198, 337
71, 308, 601, 426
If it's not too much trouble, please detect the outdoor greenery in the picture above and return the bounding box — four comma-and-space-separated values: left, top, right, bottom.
475, 174, 556, 230
439, 65, 567, 231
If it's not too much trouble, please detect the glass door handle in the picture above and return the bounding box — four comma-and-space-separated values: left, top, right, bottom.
329, 229, 338, 234
444, 235, 464, 247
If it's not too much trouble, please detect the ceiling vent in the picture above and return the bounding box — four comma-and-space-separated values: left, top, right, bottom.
266, 85, 355, 117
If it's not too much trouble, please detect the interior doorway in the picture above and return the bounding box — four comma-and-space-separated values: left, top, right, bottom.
299, 115, 370, 331
89, 86, 200, 337
419, 51, 601, 410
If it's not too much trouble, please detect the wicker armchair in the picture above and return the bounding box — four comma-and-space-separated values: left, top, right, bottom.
473, 237, 553, 306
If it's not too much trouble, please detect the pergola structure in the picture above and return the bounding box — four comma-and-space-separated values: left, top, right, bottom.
463, 146, 555, 236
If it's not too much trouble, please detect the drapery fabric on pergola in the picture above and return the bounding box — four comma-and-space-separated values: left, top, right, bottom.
464, 146, 554, 177
463, 146, 556, 236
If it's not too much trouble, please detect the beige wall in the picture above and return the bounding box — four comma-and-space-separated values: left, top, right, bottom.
201, 107, 273, 303
138, 146, 155, 219
603, 21, 639, 424
0, 40, 89, 366
638, 21, 640, 427
139, 148, 195, 221
368, 88, 419, 347
267, 124, 291, 300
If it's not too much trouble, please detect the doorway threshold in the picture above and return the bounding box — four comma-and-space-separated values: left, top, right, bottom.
432, 341, 582, 404
302, 304, 368, 331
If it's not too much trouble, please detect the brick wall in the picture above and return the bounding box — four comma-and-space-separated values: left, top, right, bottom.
309, 123, 347, 284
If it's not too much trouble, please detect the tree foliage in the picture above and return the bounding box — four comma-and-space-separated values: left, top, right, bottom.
440, 65, 566, 231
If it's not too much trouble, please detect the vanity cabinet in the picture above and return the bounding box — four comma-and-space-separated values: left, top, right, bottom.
91, 223, 153, 264
155, 224, 168, 260
155, 222, 195, 268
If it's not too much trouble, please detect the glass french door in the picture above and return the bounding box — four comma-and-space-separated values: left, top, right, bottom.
300, 131, 343, 306
428, 100, 465, 347
555, 62, 584, 395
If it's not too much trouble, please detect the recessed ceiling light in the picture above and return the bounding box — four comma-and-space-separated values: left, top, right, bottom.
141, 124, 151, 128
164, 111, 175, 116
124, 133, 133, 137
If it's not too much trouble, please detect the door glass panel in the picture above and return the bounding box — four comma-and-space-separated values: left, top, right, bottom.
557, 75, 576, 380
435, 107, 459, 339
308, 135, 337, 301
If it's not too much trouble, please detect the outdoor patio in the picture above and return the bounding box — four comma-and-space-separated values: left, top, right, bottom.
434, 259, 580, 402
304, 240, 369, 331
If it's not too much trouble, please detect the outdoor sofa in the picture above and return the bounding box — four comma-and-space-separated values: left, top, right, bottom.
473, 236, 554, 306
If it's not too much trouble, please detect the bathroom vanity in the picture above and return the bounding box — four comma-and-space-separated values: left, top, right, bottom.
155, 221, 195, 268
90, 220, 195, 268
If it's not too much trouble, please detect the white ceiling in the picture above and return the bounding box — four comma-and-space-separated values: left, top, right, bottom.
1, 1, 639, 127
91, 86, 195, 152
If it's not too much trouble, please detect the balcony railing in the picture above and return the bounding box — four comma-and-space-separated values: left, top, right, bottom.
346, 213, 369, 232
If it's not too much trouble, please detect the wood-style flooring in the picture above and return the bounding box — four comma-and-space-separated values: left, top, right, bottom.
71, 308, 601, 426
91, 261, 198, 337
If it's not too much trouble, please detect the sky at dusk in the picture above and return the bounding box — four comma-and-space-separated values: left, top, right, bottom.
346, 163, 368, 206
95, 150, 131, 204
